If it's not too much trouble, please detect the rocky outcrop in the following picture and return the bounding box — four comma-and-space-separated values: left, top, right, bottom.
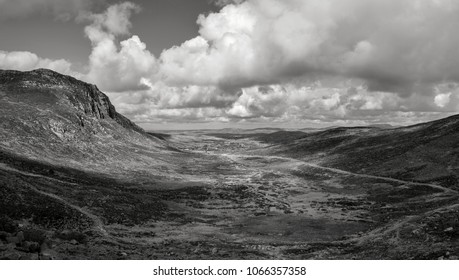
0, 68, 144, 134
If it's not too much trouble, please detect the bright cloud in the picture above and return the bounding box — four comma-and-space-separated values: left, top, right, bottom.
82, 2, 158, 92
0, 50, 74, 75
434, 92, 452, 108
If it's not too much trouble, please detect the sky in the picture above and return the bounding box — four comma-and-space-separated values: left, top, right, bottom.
1, 0, 459, 130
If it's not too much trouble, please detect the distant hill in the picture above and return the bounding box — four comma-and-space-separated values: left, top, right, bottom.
257, 116, 459, 189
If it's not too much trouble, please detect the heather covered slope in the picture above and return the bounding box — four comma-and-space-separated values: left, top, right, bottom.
256, 115, 459, 190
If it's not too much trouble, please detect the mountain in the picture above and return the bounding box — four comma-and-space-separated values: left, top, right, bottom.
0, 69, 175, 175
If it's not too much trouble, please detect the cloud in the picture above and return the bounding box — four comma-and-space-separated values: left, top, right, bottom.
0, 50, 74, 74
227, 86, 289, 118
4, 0, 459, 127
158, 0, 459, 97
111, 79, 408, 126
224, 83, 404, 121
80, 2, 140, 37
82, 2, 158, 92
144, 82, 239, 109
434, 92, 452, 108
0, 0, 95, 21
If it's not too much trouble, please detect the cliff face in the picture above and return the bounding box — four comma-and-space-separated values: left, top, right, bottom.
0, 68, 166, 170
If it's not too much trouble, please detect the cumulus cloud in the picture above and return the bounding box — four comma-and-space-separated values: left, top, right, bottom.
224, 83, 404, 121
158, 0, 459, 96
143, 82, 239, 109
0, 50, 74, 75
0, 0, 94, 21
83, 2, 158, 92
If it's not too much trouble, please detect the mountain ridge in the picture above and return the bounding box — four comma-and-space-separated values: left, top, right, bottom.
0, 68, 145, 134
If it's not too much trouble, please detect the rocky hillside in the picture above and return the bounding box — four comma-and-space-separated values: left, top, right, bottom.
0, 69, 145, 131
0, 69, 173, 174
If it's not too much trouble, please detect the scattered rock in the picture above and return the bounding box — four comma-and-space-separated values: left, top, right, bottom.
70, 239, 78, 245
444, 227, 454, 232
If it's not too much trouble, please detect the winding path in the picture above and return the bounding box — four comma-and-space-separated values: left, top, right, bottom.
0, 163, 78, 186
30, 186, 109, 237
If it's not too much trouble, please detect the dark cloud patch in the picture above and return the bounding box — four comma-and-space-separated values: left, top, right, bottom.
210, 0, 245, 8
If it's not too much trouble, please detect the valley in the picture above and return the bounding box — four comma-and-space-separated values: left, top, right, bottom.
2, 132, 458, 259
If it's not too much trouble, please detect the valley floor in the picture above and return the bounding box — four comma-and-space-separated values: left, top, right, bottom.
1, 133, 459, 259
